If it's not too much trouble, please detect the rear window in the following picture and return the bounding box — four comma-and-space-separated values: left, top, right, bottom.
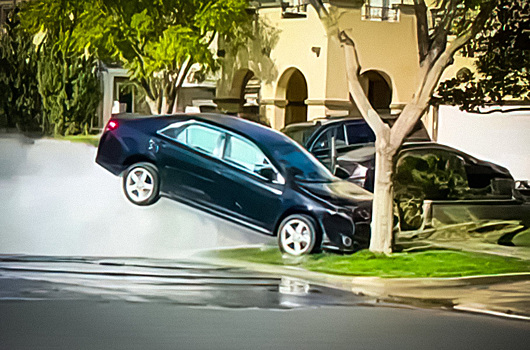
312, 126, 347, 151
346, 123, 376, 145
283, 125, 319, 146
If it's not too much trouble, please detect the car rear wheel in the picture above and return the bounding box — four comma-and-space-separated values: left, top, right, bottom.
123, 162, 160, 206
277, 214, 319, 256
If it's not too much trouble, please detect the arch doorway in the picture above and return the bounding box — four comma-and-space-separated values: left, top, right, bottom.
360, 70, 392, 111
226, 69, 263, 123
277, 68, 308, 126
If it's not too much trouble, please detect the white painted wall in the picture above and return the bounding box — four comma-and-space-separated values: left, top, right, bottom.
437, 105, 530, 181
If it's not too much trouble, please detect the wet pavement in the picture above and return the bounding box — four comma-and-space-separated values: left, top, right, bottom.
0, 255, 367, 309
1, 255, 529, 350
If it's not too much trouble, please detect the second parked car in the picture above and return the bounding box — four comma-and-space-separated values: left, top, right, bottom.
283, 117, 518, 229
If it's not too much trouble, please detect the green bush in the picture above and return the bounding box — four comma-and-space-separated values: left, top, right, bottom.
394, 152, 469, 230
0, 10, 42, 132
37, 45, 101, 136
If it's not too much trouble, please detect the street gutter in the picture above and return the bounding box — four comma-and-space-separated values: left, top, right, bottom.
200, 254, 530, 322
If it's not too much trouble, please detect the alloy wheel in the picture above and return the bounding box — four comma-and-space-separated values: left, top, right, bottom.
279, 217, 315, 256
125, 167, 155, 203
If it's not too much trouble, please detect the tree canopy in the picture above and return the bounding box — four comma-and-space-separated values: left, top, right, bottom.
435, 0, 530, 111
20, 0, 101, 135
79, 0, 251, 114
0, 8, 42, 132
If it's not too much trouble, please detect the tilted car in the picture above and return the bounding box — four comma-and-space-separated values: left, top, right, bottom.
96, 113, 373, 255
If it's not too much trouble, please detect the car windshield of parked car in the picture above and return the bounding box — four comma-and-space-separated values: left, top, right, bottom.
312, 125, 347, 151
272, 140, 335, 183
283, 124, 319, 146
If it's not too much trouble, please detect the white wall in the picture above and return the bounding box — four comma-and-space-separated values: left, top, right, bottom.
437, 105, 530, 181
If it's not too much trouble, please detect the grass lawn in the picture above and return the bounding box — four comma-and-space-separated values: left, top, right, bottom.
212, 248, 530, 278
57, 134, 100, 147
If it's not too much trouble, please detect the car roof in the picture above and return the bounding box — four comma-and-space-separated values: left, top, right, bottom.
282, 117, 365, 130
181, 113, 292, 147
400, 142, 476, 159
283, 116, 431, 142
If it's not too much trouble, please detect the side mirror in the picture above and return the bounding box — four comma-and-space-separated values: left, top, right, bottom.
334, 166, 350, 180
258, 167, 277, 182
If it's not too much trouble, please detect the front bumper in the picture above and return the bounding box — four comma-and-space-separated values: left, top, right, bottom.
319, 205, 371, 252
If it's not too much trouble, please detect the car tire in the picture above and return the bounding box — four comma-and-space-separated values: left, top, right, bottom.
123, 162, 160, 206
277, 214, 320, 256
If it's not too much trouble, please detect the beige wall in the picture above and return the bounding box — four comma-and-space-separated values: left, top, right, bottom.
218, 3, 422, 129
329, 6, 420, 109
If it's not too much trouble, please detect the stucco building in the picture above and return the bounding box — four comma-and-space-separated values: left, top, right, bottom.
216, 0, 422, 129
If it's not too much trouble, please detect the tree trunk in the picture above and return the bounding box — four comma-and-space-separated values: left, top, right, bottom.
146, 97, 159, 115
307, 0, 496, 255
369, 139, 395, 254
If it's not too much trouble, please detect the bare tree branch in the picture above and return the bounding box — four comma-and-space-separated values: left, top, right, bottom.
339, 31, 389, 140
170, 55, 193, 113
307, 0, 329, 20
414, 0, 430, 63
390, 1, 496, 149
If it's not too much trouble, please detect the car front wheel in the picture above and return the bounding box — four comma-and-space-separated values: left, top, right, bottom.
123, 162, 160, 206
277, 214, 320, 256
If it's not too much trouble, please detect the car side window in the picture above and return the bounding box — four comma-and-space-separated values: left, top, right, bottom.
224, 135, 270, 174
346, 123, 376, 145
176, 124, 224, 156
312, 126, 346, 151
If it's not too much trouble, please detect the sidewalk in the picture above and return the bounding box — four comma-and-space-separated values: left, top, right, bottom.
397, 220, 530, 260
203, 255, 530, 321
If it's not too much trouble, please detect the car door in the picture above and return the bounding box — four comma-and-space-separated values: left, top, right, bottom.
340, 121, 377, 189
309, 125, 347, 171
156, 122, 227, 212
217, 133, 285, 231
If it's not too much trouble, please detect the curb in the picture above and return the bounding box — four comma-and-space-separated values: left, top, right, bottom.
200, 255, 530, 321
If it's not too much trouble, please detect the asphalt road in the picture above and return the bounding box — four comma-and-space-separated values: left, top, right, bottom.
1, 256, 529, 350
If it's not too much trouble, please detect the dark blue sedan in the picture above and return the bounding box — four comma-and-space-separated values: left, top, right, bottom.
96, 113, 372, 255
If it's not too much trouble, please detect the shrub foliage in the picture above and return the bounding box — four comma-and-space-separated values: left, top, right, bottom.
0, 9, 42, 132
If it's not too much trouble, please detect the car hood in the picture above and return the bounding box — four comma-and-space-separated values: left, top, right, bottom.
296, 180, 373, 207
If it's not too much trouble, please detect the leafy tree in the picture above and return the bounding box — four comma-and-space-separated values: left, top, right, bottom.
435, 0, 530, 111
79, 0, 251, 115
308, 0, 497, 253
20, 0, 101, 136
37, 44, 101, 135
0, 8, 42, 132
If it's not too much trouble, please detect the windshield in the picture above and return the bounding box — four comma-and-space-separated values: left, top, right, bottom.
271, 139, 335, 183
282, 125, 319, 146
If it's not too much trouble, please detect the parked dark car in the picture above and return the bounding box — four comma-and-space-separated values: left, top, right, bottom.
282, 117, 514, 194
96, 113, 373, 255
282, 117, 518, 229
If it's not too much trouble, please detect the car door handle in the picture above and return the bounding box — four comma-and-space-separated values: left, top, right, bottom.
148, 139, 160, 152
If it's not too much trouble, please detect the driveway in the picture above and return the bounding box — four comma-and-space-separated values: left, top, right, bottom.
0, 135, 275, 258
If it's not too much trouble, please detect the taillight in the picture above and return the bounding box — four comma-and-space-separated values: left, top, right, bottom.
106, 120, 118, 131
